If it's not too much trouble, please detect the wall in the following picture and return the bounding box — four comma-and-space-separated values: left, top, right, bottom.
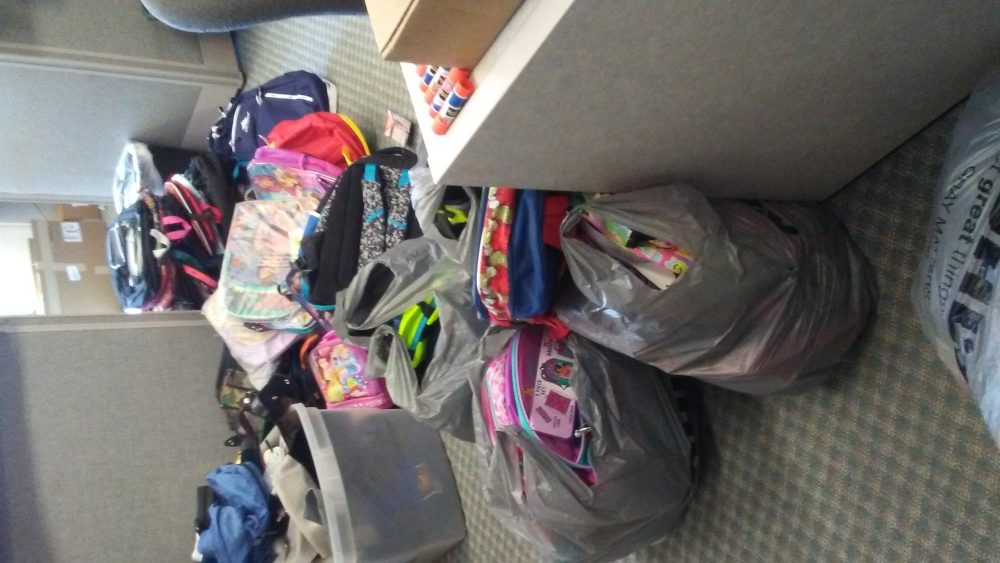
0, 65, 204, 204
0, 0, 204, 64
0, 1, 242, 204
0, 224, 40, 316
0, 314, 232, 562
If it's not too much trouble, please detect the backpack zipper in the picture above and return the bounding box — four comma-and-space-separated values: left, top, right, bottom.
229, 104, 241, 152
263, 93, 314, 102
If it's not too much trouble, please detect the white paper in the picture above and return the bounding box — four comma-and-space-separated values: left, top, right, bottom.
61, 222, 82, 243
66, 264, 81, 282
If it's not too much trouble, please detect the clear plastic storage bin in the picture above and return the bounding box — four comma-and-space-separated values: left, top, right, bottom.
292, 404, 466, 562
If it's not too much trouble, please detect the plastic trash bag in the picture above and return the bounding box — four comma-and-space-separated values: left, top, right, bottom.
472, 331, 697, 563
343, 187, 486, 440
557, 185, 876, 394
913, 68, 1000, 444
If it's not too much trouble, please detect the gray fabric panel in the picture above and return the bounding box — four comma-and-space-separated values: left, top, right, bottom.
0, 322, 230, 563
0, 67, 201, 203
1, 0, 204, 64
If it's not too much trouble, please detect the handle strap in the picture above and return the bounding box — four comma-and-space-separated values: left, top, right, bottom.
283, 270, 333, 333
161, 215, 193, 241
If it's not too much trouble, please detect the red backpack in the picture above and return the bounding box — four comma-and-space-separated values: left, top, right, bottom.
266, 112, 370, 168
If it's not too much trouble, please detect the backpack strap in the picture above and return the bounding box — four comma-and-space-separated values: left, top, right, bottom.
149, 229, 171, 259
384, 169, 411, 249
358, 163, 388, 268
357, 146, 418, 169
161, 215, 194, 241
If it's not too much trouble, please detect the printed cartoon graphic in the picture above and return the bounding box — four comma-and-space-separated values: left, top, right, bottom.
552, 339, 575, 360
540, 358, 574, 389
316, 344, 367, 403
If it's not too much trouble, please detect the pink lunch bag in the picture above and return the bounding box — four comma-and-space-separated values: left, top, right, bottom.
481, 326, 595, 483
247, 147, 342, 202
308, 330, 393, 409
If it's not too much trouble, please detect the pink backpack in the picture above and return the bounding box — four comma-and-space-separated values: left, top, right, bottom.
247, 147, 342, 201
481, 326, 594, 483
308, 330, 392, 409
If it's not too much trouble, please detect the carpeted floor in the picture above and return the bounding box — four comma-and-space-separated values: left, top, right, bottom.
236, 15, 1000, 562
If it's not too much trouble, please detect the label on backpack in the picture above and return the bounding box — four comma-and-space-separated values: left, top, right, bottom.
529, 333, 577, 439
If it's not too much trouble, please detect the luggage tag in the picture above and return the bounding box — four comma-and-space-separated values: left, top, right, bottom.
528, 332, 578, 439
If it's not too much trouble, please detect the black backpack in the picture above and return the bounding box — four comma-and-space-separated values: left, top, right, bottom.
207, 70, 331, 175
185, 153, 238, 243
297, 147, 422, 306
158, 180, 223, 309
106, 193, 163, 310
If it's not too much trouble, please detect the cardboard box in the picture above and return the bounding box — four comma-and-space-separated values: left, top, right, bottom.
54, 203, 103, 221
366, 0, 523, 68
31, 219, 121, 315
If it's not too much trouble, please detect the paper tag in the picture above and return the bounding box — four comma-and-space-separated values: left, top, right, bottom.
61, 222, 82, 243
384, 110, 412, 146
66, 264, 81, 282
529, 333, 578, 438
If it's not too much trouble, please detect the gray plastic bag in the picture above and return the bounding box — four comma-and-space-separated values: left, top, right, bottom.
343, 187, 486, 440
472, 332, 696, 562
557, 185, 876, 394
914, 68, 1000, 444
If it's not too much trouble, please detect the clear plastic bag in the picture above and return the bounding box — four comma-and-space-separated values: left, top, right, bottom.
112, 141, 163, 213
557, 185, 877, 394
472, 332, 697, 562
913, 68, 1000, 444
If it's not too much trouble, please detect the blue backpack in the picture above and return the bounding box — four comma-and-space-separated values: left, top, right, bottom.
208, 70, 331, 176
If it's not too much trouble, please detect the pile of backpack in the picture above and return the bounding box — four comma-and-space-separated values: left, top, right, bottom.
105, 71, 368, 313
183, 70, 879, 563
107, 143, 232, 312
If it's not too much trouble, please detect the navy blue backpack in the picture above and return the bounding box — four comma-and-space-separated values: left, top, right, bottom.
208, 70, 331, 175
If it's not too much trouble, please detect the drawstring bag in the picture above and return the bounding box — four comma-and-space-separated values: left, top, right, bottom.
203, 288, 299, 388
557, 185, 877, 394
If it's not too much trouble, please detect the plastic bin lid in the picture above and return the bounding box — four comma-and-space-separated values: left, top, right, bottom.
292, 403, 357, 562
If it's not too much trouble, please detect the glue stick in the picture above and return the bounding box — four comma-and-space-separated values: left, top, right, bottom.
432, 78, 475, 135
430, 67, 471, 117
423, 66, 451, 104
419, 65, 439, 92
